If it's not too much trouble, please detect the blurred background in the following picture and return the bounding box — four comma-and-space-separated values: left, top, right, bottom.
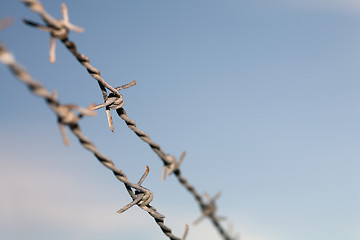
1, 0, 360, 239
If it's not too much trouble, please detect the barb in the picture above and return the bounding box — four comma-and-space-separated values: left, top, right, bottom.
162, 151, 186, 181
20, 1, 238, 239
194, 192, 223, 225
0, 39, 186, 240
22, 0, 124, 132
116, 108, 235, 240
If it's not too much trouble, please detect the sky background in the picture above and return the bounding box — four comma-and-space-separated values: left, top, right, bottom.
1, 0, 360, 240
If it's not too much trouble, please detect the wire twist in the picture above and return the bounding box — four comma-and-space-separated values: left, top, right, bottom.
22, 0, 124, 132
117, 108, 235, 240
19, 1, 239, 238
0, 36, 188, 240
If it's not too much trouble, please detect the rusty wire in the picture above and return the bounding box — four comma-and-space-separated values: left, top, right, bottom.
19, 1, 239, 239
0, 34, 188, 240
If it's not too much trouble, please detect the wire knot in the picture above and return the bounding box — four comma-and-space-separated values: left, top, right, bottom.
117, 166, 164, 219
106, 92, 125, 110
92, 81, 136, 132
162, 151, 186, 181
55, 100, 96, 146
92, 92, 124, 111
194, 191, 224, 225
22, 1, 84, 63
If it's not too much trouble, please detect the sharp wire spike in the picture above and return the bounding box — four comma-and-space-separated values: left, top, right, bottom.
18, 1, 238, 238
49, 35, 56, 63
138, 166, 149, 185
117, 194, 143, 214
58, 121, 70, 146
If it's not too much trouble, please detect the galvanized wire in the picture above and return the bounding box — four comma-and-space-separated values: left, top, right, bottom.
0, 38, 188, 240
116, 108, 234, 240
19, 1, 239, 239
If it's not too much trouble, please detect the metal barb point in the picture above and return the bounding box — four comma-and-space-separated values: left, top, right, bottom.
3, 6, 189, 238
92, 80, 135, 132
19, 1, 238, 238
115, 80, 137, 91
182, 224, 189, 240
162, 151, 186, 181
117, 166, 155, 216
193, 191, 222, 225
61, 3, 84, 33
22, 2, 83, 64
55, 103, 96, 146
117, 194, 143, 214
92, 92, 124, 133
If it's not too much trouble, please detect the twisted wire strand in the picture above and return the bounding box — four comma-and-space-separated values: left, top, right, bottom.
0, 40, 187, 240
22, 0, 121, 132
117, 108, 234, 240
20, 1, 237, 239
116, 108, 204, 202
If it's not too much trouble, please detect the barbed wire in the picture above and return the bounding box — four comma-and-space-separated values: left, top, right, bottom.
116, 107, 235, 239
18, 0, 239, 239
0, 24, 188, 239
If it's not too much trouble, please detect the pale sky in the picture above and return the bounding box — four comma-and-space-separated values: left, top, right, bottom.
1, 1, 360, 240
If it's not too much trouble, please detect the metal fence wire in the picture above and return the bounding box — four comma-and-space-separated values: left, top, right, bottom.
0, 1, 239, 239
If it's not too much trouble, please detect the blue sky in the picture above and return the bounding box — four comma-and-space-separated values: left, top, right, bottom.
1, 0, 360, 240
